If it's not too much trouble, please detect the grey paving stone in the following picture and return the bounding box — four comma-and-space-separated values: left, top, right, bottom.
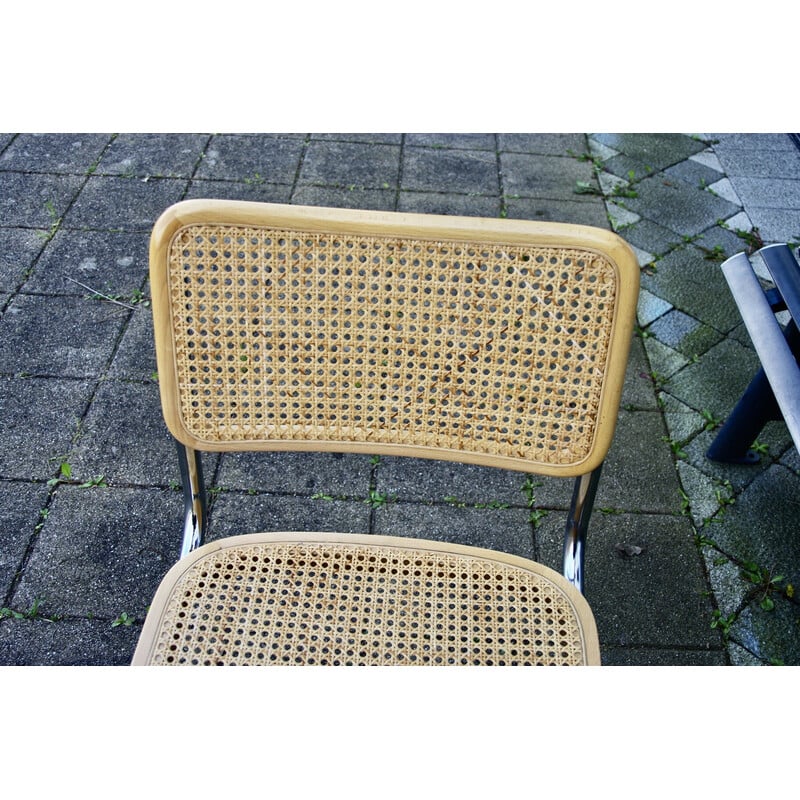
0, 133, 15, 152
0, 376, 91, 480
12, 485, 182, 618
499, 152, 595, 200
660, 394, 706, 445
396, 191, 500, 217
731, 597, 800, 665
503, 196, 609, 227
692, 222, 753, 259
69, 379, 211, 487
96, 133, 209, 178
744, 206, 800, 244
647, 309, 722, 357
600, 646, 727, 666
216, 451, 374, 497
615, 217, 683, 257
64, 175, 187, 231
711, 133, 795, 153
0, 293, 128, 378
677, 460, 730, 528
0, 133, 111, 174
406, 133, 496, 150
541, 512, 720, 651
637, 288, 672, 327
712, 145, 800, 180
640, 245, 742, 333
0, 481, 50, 598
595, 410, 682, 514
0, 617, 139, 666
185, 178, 292, 204
591, 133, 707, 172
684, 428, 776, 493
292, 184, 395, 211
643, 336, 690, 380
312, 133, 402, 145
624, 174, 740, 238
373, 501, 535, 560
299, 140, 401, 189
665, 338, 761, 416
374, 455, 533, 507
727, 641, 763, 666
498, 133, 588, 155
106, 306, 157, 381
730, 177, 800, 210
703, 464, 800, 589
621, 335, 662, 410
664, 158, 727, 189
402, 147, 498, 195
196, 134, 305, 184
0, 172, 84, 227
208, 492, 372, 541
25, 229, 149, 296
0, 227, 48, 291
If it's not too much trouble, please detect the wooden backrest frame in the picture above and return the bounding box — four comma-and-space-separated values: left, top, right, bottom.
150, 200, 639, 478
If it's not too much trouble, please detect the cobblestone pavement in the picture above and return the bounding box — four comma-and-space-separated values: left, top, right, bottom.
1, 132, 798, 665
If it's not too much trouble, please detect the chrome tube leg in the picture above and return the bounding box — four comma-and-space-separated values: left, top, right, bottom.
176, 441, 207, 557
562, 465, 603, 595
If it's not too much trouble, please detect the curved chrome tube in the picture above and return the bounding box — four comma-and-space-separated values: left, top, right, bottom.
177, 442, 207, 557
562, 466, 602, 595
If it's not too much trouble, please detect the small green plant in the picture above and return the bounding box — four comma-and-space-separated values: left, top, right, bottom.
574, 180, 602, 196
740, 562, 784, 611
112, 612, 135, 628
0, 598, 47, 621
78, 475, 108, 488
520, 476, 548, 528
661, 435, 688, 460
700, 409, 722, 431
364, 490, 390, 509
47, 463, 108, 489
713, 480, 735, 512
611, 174, 638, 199
679, 489, 691, 516
528, 509, 549, 528
710, 609, 737, 638
35, 200, 62, 242
474, 500, 510, 510
648, 371, 669, 390
751, 440, 769, 456
47, 461, 73, 487
694, 533, 717, 548
699, 244, 726, 261
311, 492, 335, 501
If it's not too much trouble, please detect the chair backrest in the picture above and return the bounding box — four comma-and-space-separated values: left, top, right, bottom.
150, 200, 639, 477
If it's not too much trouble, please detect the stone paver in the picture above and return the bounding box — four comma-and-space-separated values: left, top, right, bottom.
1, 132, 799, 667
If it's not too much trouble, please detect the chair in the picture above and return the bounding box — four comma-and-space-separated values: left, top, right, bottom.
132, 199, 639, 665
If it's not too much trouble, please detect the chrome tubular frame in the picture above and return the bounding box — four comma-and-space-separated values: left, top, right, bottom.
562, 465, 603, 595
176, 441, 207, 557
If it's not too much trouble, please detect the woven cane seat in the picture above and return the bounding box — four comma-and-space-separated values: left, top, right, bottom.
132, 533, 600, 666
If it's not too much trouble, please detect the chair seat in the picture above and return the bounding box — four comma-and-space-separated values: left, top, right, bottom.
132, 532, 600, 666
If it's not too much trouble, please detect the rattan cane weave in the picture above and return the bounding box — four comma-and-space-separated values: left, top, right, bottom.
152, 201, 638, 476
132, 533, 599, 666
